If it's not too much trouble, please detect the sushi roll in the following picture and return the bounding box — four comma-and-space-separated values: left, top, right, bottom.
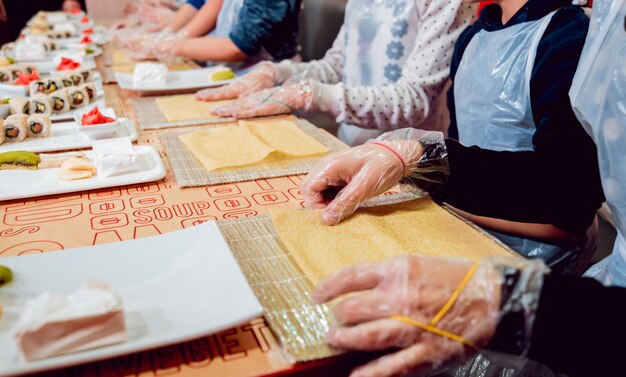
60, 73, 74, 88
0, 119, 4, 145
45, 77, 63, 94
1, 42, 15, 52
29, 80, 47, 96
0, 68, 11, 83
7, 64, 24, 80
30, 94, 52, 115
49, 89, 70, 114
67, 86, 89, 109
49, 41, 59, 51
81, 83, 97, 101
3, 114, 28, 142
27, 114, 52, 138
69, 71, 84, 86
9, 96, 30, 115
21, 64, 38, 75
78, 68, 93, 83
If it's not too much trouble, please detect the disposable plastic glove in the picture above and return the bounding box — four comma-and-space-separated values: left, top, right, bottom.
301, 128, 448, 225
313, 255, 547, 377
210, 80, 319, 119
195, 62, 278, 101
131, 30, 181, 63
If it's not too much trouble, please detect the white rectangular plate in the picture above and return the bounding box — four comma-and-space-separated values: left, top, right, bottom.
0, 145, 166, 201
0, 117, 138, 153
0, 222, 263, 376
7, 46, 102, 62
29, 58, 96, 74
115, 68, 233, 93
50, 92, 105, 122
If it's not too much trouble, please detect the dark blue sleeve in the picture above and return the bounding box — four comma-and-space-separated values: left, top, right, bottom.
228, 0, 300, 60
186, 0, 205, 10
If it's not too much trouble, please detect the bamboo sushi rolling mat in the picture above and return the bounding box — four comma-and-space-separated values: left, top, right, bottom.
130, 96, 236, 130
217, 192, 516, 362
160, 119, 348, 187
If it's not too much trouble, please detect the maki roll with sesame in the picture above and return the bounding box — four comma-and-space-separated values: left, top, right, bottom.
78, 68, 93, 83
7, 64, 24, 80
60, 73, 74, 88
1, 42, 15, 52
0, 68, 11, 83
49, 89, 70, 114
67, 86, 89, 108
21, 64, 38, 75
81, 83, 96, 101
69, 71, 84, 86
29, 80, 47, 96
3, 114, 28, 142
9, 96, 30, 115
27, 114, 51, 138
45, 77, 63, 94
30, 94, 52, 115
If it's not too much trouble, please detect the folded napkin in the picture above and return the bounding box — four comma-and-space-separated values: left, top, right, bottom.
15, 280, 126, 361
92, 138, 138, 177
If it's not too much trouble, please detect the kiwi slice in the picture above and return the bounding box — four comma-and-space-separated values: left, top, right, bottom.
0, 265, 12, 287
0, 151, 40, 169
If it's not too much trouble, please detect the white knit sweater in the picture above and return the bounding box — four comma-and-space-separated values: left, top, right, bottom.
275, 0, 476, 145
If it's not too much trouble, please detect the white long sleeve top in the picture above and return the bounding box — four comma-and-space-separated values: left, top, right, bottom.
274, 0, 476, 145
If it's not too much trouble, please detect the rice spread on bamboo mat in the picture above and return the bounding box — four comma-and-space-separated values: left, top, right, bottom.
155, 94, 231, 122
271, 198, 518, 285
179, 120, 329, 171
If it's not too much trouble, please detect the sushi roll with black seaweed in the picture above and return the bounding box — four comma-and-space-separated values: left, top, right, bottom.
49, 89, 70, 114
0, 68, 12, 83
3, 114, 28, 142
29, 94, 52, 115
81, 83, 97, 101
27, 114, 51, 138
9, 96, 30, 115
67, 86, 89, 108
29, 80, 47, 96
45, 77, 63, 94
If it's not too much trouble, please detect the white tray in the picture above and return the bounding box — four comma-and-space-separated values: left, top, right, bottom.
0, 221, 263, 376
115, 68, 234, 93
0, 145, 166, 201
7, 46, 102, 62
0, 117, 138, 153
50, 92, 105, 122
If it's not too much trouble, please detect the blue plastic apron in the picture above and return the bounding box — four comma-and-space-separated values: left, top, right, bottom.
571, 0, 626, 286
453, 11, 596, 273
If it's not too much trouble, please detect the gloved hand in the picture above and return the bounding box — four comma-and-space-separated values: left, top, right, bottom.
132, 30, 182, 62
301, 128, 447, 225
313, 255, 547, 377
210, 80, 319, 119
195, 62, 278, 101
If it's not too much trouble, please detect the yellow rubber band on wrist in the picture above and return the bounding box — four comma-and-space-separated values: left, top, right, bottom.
391, 315, 477, 349
430, 263, 479, 326
391, 262, 479, 349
